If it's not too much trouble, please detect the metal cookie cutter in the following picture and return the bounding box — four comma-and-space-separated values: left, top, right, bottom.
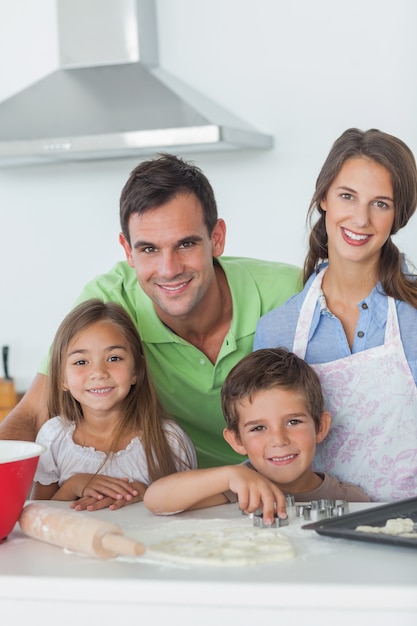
285, 494, 296, 508
253, 510, 289, 528
241, 494, 295, 527
332, 500, 349, 516
296, 499, 349, 521
243, 493, 295, 528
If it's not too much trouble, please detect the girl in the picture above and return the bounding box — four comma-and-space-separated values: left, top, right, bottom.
255, 128, 417, 501
32, 299, 197, 510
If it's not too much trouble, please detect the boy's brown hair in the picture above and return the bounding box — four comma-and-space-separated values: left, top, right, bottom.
221, 347, 324, 435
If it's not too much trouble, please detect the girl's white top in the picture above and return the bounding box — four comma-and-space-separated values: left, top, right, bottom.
35, 415, 197, 486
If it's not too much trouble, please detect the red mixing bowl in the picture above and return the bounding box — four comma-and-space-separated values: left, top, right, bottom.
0, 440, 45, 542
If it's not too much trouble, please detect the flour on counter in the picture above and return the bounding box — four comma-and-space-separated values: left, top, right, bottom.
355, 517, 417, 537
146, 526, 295, 566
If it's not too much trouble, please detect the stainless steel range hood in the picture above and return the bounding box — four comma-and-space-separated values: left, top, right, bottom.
0, 0, 273, 167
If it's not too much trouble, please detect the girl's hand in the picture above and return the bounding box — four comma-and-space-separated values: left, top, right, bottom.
79, 474, 139, 501
227, 465, 287, 524
71, 480, 147, 511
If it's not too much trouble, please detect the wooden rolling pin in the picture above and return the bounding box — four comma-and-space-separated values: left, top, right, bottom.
19, 503, 145, 559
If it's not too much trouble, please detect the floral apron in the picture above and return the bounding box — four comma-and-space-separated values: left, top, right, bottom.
292, 267, 417, 501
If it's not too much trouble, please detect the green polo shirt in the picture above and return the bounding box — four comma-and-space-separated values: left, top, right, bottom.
40, 257, 301, 468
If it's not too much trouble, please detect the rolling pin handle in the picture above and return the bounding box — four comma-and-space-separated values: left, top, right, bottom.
101, 532, 145, 558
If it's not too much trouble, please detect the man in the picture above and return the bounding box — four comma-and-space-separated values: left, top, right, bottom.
0, 153, 301, 468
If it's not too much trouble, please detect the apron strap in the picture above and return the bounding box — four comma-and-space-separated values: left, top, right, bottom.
292, 268, 327, 358
293, 266, 399, 357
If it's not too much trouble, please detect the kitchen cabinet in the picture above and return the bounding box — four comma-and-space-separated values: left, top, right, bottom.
0, 500, 416, 625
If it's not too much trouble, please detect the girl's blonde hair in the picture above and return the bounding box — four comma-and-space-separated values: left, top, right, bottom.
48, 299, 192, 481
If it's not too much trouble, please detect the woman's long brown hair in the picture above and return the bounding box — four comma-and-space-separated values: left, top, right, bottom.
304, 128, 417, 308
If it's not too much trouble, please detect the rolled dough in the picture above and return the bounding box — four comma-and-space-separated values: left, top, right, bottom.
356, 517, 417, 537
146, 526, 295, 566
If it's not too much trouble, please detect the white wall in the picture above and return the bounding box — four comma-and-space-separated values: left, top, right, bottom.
1, 0, 417, 391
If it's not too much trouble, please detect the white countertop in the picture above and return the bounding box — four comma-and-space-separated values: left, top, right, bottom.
1, 500, 416, 625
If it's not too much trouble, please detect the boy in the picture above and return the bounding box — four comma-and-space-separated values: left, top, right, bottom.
144, 348, 370, 522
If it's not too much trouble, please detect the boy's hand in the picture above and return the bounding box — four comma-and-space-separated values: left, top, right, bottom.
227, 465, 287, 524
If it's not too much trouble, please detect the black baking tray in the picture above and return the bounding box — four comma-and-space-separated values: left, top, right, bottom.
302, 497, 417, 549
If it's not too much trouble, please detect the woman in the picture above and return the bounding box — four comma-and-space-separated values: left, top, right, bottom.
254, 128, 417, 501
